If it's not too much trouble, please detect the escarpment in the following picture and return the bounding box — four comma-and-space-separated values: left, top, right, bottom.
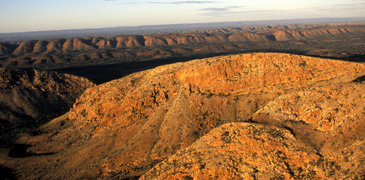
0, 24, 364, 67
2, 53, 364, 179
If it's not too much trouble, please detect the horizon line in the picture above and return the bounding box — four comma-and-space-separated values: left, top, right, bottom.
1, 16, 365, 34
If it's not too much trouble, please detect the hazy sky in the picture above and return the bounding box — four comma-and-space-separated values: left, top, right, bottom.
0, 0, 364, 33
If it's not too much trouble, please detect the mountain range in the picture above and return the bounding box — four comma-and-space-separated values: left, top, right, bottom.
1, 17, 365, 42
0, 23, 364, 71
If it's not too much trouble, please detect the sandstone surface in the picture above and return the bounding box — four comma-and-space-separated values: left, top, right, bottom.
142, 82, 365, 180
141, 123, 326, 179
0, 53, 364, 179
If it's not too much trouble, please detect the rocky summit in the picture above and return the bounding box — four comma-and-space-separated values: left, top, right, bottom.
0, 53, 364, 179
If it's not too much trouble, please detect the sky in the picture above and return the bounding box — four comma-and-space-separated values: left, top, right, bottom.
0, 0, 364, 33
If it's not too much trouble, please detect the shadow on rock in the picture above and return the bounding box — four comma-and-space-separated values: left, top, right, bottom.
8, 144, 54, 158
0, 165, 16, 180
352, 75, 365, 83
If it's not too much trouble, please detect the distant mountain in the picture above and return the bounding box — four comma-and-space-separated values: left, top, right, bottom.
0, 23, 364, 71
1, 17, 364, 42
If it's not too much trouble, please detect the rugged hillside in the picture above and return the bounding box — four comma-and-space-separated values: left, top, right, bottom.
142, 81, 365, 179
0, 68, 95, 125
141, 123, 327, 179
1, 53, 364, 179
0, 43, 16, 55
0, 24, 364, 68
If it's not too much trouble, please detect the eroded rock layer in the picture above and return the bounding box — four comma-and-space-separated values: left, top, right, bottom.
0, 24, 364, 67
142, 82, 365, 179
141, 123, 324, 179
1, 53, 364, 179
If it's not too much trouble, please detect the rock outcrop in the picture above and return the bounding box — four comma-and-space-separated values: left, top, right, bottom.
252, 82, 365, 179
142, 82, 365, 180
1, 53, 364, 179
141, 123, 325, 179
0, 68, 95, 125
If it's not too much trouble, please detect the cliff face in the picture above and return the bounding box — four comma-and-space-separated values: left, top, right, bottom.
0, 25, 364, 67
0, 68, 95, 125
2, 53, 364, 179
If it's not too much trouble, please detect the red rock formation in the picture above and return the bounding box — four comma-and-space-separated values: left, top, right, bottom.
115, 35, 145, 48
252, 82, 365, 178
62, 38, 95, 52
46, 38, 65, 53
143, 81, 365, 179
228, 32, 270, 42
141, 123, 324, 179
144, 35, 169, 47
2, 53, 364, 179
0, 68, 95, 125
12, 40, 37, 55
33, 40, 49, 54
1, 24, 364, 67
0, 25, 362, 56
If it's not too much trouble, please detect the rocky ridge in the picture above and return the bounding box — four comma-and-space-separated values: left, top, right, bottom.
0, 68, 95, 125
141, 123, 325, 179
0, 25, 364, 67
142, 81, 365, 179
0, 53, 364, 179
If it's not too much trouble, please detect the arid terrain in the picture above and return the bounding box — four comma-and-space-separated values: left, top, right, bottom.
1, 23, 365, 67
1, 23, 364, 85
0, 21, 364, 179
1, 17, 363, 42
0, 52, 364, 179
0, 68, 94, 160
